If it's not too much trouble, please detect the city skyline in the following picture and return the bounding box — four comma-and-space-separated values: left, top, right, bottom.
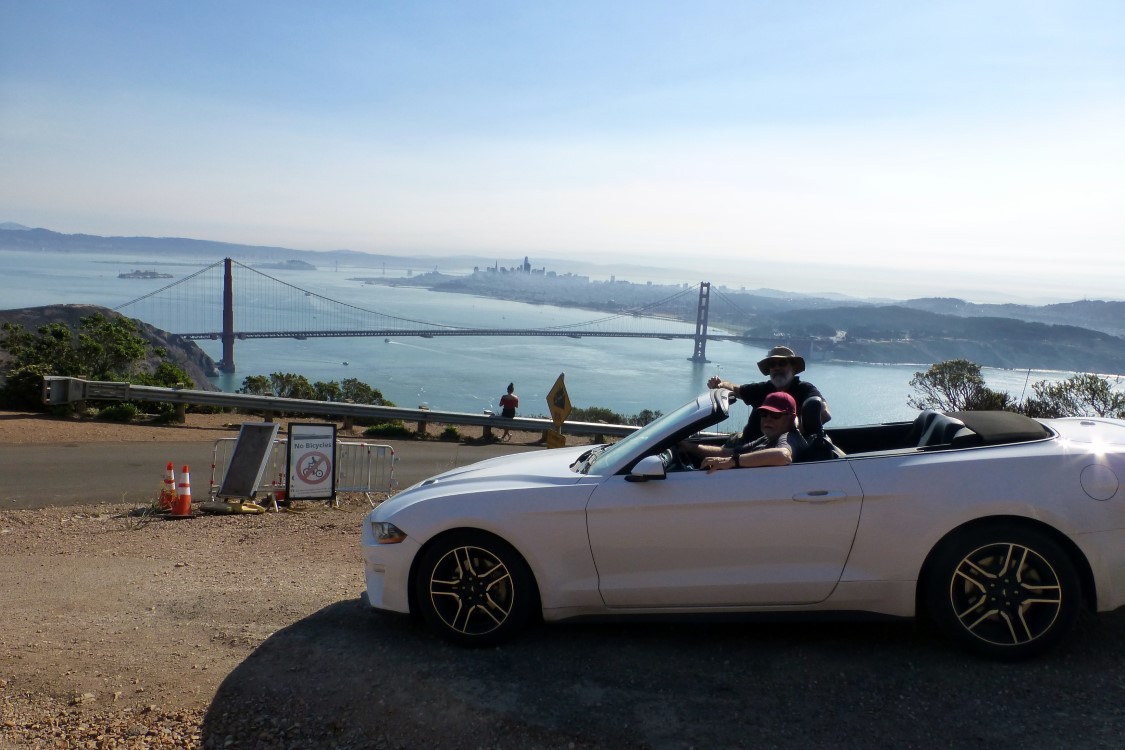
2, 1, 1122, 303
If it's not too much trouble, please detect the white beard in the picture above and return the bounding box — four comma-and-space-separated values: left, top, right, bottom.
770, 373, 794, 390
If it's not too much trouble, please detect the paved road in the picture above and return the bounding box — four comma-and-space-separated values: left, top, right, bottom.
0, 439, 536, 509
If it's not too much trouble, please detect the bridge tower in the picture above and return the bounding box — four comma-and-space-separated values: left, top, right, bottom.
689, 282, 710, 363
219, 258, 236, 373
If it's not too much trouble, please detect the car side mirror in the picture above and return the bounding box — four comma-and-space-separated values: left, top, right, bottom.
626, 455, 667, 482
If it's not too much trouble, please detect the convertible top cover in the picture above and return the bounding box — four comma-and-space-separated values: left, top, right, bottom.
949, 410, 1052, 445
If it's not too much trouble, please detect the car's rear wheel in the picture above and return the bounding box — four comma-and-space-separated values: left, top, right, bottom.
925, 525, 1080, 660
414, 531, 535, 647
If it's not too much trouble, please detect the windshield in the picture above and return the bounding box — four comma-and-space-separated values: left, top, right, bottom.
583, 397, 710, 474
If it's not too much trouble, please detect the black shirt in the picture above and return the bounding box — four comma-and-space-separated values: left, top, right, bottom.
733, 377, 823, 441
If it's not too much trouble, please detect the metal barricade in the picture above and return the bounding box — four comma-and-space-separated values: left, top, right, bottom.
209, 438, 397, 502
335, 442, 397, 495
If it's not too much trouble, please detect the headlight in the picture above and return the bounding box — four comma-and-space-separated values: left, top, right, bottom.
372, 521, 407, 544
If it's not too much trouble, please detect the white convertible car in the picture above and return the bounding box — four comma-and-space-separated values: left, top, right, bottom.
362, 390, 1125, 658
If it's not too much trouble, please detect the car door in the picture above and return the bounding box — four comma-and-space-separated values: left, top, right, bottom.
586, 460, 863, 608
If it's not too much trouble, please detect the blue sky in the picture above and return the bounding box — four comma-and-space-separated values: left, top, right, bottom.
2, 1, 1123, 302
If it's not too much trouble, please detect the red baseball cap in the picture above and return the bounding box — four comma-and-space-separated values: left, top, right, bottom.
759, 392, 797, 415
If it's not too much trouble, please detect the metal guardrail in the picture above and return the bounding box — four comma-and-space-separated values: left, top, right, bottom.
208, 437, 397, 500
42, 376, 640, 439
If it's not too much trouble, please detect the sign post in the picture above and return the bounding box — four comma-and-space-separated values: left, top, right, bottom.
286, 422, 338, 502
546, 372, 572, 448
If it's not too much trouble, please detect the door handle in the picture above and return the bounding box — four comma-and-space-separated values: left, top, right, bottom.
792, 490, 848, 503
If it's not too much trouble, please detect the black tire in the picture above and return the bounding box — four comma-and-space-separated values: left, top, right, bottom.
413, 530, 536, 647
924, 524, 1081, 660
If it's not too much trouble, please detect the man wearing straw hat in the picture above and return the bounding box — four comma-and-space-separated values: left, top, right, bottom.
682, 345, 831, 463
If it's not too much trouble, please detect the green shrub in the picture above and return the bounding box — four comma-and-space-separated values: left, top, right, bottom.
363, 421, 414, 440
570, 406, 624, 423
150, 408, 183, 424
439, 425, 460, 441
99, 402, 140, 422
0, 363, 54, 409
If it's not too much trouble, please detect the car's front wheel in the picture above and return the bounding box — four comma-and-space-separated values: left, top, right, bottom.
925, 524, 1081, 660
414, 531, 536, 647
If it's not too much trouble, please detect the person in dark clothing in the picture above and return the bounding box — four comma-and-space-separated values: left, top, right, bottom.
700, 391, 806, 471
682, 345, 829, 463
498, 382, 519, 441
712, 345, 830, 442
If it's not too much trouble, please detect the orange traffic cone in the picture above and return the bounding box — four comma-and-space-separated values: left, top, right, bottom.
159, 462, 177, 510
171, 464, 193, 517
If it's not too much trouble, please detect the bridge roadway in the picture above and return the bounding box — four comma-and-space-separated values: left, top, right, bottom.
178, 328, 763, 342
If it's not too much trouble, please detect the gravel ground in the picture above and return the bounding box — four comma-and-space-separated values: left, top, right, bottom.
5, 413, 1125, 748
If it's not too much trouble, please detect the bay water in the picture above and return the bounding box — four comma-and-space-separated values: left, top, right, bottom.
0, 249, 1076, 425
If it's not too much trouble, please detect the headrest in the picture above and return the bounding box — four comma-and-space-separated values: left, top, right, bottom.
800, 396, 826, 437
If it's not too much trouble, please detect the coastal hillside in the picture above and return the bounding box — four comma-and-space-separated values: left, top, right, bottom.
747, 305, 1125, 374
902, 297, 1125, 338
0, 305, 220, 390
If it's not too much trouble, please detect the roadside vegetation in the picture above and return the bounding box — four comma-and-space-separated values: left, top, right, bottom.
909, 358, 1125, 418
0, 313, 193, 420
569, 406, 663, 426
237, 372, 394, 406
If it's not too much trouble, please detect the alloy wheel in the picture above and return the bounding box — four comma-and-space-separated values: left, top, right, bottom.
948, 541, 1063, 647
427, 544, 515, 637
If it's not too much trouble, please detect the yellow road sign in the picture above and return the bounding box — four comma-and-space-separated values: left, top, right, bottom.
547, 372, 572, 427
545, 429, 567, 449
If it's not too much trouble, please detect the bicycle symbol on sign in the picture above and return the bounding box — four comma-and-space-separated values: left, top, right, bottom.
297, 451, 331, 485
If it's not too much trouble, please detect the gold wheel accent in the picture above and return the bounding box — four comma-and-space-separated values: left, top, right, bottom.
948, 542, 1063, 647
428, 545, 515, 636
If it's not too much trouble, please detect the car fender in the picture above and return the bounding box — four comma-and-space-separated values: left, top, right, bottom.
393, 480, 605, 611
841, 446, 1105, 586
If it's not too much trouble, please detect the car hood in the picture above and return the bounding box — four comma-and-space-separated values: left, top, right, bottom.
375, 444, 594, 517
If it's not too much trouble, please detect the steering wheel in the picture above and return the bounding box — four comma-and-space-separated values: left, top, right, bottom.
658, 444, 692, 471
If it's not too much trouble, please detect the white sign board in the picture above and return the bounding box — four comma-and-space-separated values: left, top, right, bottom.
286, 422, 337, 500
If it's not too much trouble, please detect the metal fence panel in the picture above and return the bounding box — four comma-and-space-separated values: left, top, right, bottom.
209, 438, 396, 500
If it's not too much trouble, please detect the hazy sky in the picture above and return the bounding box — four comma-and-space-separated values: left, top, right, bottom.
2, 1, 1122, 303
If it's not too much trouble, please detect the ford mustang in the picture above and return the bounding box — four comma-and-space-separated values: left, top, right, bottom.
362, 390, 1125, 658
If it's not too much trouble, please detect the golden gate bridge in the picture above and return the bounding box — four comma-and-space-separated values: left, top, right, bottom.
115, 258, 786, 373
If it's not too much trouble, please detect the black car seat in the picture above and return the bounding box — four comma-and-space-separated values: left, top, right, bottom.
917, 413, 971, 449
796, 397, 844, 462
905, 410, 941, 447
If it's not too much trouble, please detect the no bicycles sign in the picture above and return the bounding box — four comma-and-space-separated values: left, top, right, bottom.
287, 422, 337, 500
